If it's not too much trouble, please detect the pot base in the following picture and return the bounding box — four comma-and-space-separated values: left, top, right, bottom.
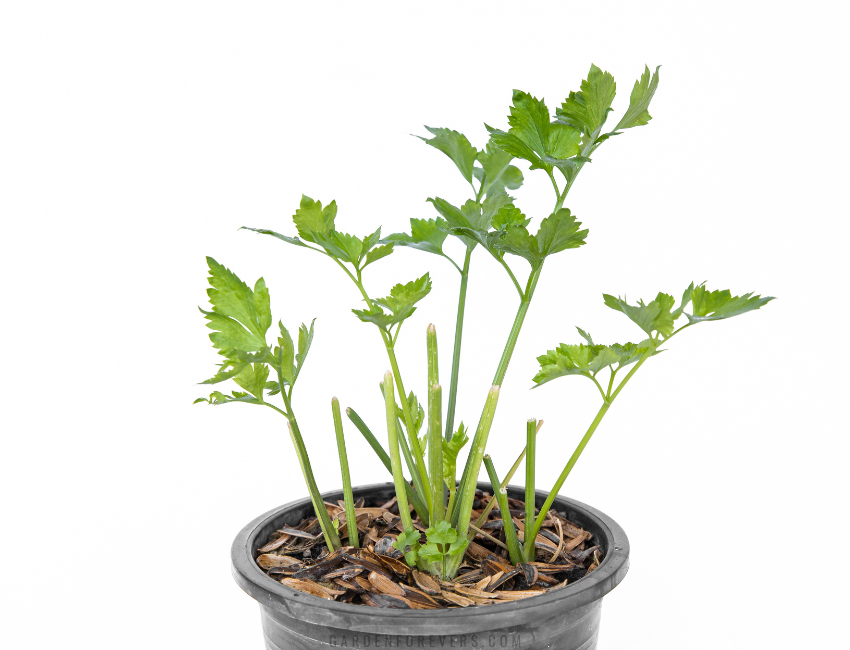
259, 599, 602, 649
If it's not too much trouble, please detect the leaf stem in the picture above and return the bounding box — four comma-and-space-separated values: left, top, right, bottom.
278, 374, 340, 550
527, 348, 654, 543
445, 248, 472, 439
429, 384, 444, 523
470, 419, 543, 536
524, 418, 537, 559
445, 385, 500, 577
483, 455, 524, 565
331, 398, 359, 547
384, 371, 414, 533
345, 407, 430, 519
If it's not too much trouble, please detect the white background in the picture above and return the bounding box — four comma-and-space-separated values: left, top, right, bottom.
2, 2, 847, 648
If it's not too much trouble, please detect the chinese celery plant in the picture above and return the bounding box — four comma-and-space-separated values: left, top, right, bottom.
196, 63, 774, 581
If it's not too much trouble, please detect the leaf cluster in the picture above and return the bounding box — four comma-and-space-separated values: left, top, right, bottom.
194, 257, 315, 410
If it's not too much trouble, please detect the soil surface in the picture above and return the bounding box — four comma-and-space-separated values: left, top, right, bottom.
255, 489, 603, 609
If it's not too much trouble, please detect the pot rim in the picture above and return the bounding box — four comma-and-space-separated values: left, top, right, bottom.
231, 481, 629, 635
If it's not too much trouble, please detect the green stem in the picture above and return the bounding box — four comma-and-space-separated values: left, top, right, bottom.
445, 248, 471, 439
331, 398, 359, 547
384, 371, 414, 533
279, 381, 340, 550
527, 349, 654, 543
470, 419, 544, 538
286, 421, 341, 550
446, 386, 500, 577
452, 265, 542, 524
524, 418, 537, 555
484, 455, 524, 566
386, 345, 433, 517
345, 407, 429, 520
429, 383, 444, 523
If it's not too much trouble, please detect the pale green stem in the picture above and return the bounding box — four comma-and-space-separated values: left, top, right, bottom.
527, 349, 654, 543
279, 380, 340, 550
345, 407, 429, 520
484, 455, 524, 566
525, 418, 537, 537
428, 384, 444, 523
452, 265, 542, 525
445, 247, 471, 440
331, 398, 359, 547
470, 419, 543, 537
445, 386, 500, 578
384, 371, 414, 533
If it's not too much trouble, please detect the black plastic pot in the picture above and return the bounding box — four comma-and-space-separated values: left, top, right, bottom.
232, 482, 629, 650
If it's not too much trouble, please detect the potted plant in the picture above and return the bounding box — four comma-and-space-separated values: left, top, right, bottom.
196, 64, 773, 649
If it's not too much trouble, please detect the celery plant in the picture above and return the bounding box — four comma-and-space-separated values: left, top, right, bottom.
196, 63, 774, 582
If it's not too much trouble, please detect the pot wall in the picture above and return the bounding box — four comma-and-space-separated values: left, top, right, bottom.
232, 483, 629, 650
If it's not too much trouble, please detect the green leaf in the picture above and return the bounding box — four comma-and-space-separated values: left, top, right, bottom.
292, 195, 337, 243
393, 529, 421, 566
672, 282, 694, 320
442, 423, 469, 494
205, 257, 270, 339
486, 90, 583, 174
556, 64, 617, 137
603, 292, 676, 337
200, 358, 249, 385
277, 322, 296, 384
477, 141, 524, 196
418, 127, 478, 183
533, 338, 659, 387
373, 273, 432, 315
384, 218, 449, 256
535, 208, 588, 256
296, 319, 315, 377
200, 308, 266, 353
193, 390, 264, 406
417, 542, 443, 563
446, 537, 469, 556
483, 208, 587, 267
239, 227, 309, 248
687, 284, 774, 323
490, 203, 529, 231
233, 363, 270, 400
425, 520, 457, 546
351, 305, 403, 329
614, 65, 661, 131
363, 243, 393, 268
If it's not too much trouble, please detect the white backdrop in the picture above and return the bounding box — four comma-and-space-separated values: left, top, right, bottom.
2, 2, 847, 648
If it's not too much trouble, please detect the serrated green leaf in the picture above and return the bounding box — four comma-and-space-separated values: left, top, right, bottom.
547, 122, 583, 159
363, 243, 393, 268
233, 363, 269, 400
576, 327, 594, 346
351, 305, 405, 329
442, 423, 468, 496
446, 537, 469, 556
603, 292, 676, 337
373, 274, 432, 315
253, 278, 271, 336
393, 529, 421, 566
205, 257, 269, 338
239, 227, 309, 248
687, 284, 774, 323
418, 126, 478, 183
425, 520, 458, 546
277, 322, 295, 384
535, 208, 588, 256
292, 195, 337, 243
384, 218, 449, 256
478, 141, 524, 196
672, 282, 694, 320
614, 65, 660, 131
490, 204, 528, 231
533, 338, 659, 387
417, 542, 443, 563
296, 319, 315, 373
556, 64, 617, 137
200, 308, 266, 353
200, 358, 249, 385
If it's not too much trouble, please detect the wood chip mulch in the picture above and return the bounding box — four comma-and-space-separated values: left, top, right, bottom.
255, 490, 603, 609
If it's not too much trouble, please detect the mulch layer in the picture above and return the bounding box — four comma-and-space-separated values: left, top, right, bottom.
255, 489, 603, 609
